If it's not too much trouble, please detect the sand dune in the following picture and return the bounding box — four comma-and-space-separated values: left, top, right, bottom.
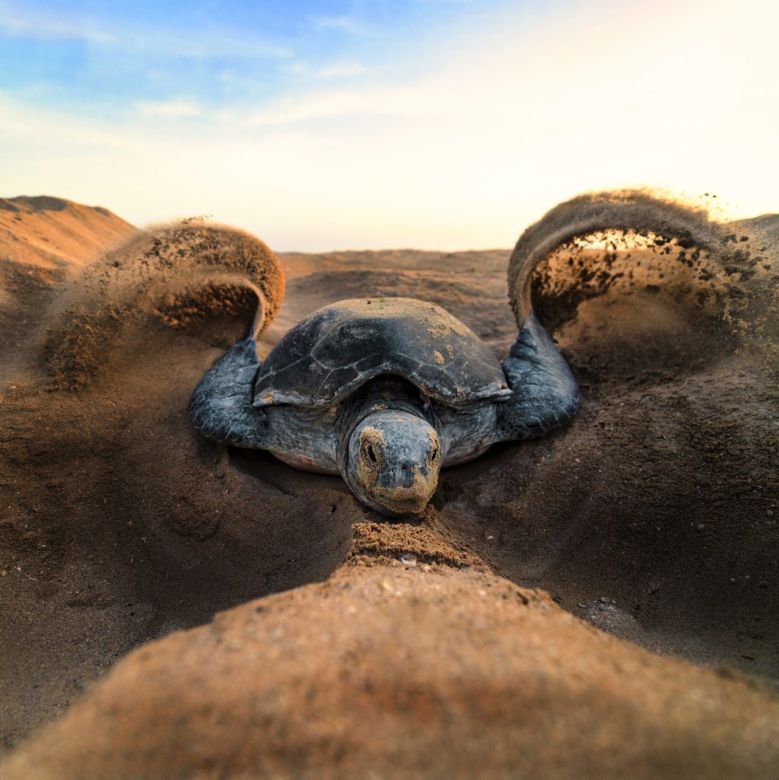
0, 195, 776, 776
0, 196, 134, 381
0, 196, 133, 271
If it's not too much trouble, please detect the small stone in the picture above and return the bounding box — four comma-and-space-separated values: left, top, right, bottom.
400, 553, 417, 567
730, 577, 738, 584
577, 602, 587, 609
696, 523, 705, 530
0, 570, 6, 577
767, 509, 774, 517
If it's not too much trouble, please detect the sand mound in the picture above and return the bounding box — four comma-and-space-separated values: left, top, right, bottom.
511, 191, 775, 344
0, 196, 133, 272
0, 196, 135, 382
42, 221, 284, 390
0, 192, 776, 771
3, 567, 777, 779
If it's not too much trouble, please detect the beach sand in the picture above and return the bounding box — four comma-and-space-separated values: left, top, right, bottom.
0, 196, 776, 776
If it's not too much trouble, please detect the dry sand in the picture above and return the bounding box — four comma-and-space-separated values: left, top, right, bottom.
0, 196, 776, 776
4, 567, 779, 779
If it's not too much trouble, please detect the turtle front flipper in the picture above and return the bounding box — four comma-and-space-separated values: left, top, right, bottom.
495, 314, 579, 442
188, 336, 267, 448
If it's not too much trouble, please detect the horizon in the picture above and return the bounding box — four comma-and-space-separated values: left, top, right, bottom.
1, 0, 777, 251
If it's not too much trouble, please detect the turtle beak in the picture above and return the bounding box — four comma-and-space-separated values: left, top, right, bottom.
372, 455, 438, 516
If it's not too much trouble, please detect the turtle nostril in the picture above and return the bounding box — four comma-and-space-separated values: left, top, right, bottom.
366, 444, 377, 463
431, 446, 439, 462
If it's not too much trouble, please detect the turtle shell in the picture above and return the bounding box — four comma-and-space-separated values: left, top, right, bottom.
253, 298, 511, 409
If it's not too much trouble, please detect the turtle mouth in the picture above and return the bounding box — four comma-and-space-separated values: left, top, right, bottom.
346, 466, 438, 517
364, 476, 438, 517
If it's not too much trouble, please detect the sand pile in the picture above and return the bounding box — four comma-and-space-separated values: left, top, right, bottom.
0, 192, 776, 775
0, 196, 134, 381
3, 567, 778, 779
0, 196, 133, 272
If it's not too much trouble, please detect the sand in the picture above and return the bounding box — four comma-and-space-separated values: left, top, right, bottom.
3, 567, 779, 779
0, 194, 776, 776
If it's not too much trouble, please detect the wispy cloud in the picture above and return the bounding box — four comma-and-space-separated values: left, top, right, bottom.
130, 31, 293, 61
315, 61, 370, 79
0, 4, 116, 44
135, 99, 202, 119
0, 2, 292, 59
240, 84, 429, 127
310, 15, 370, 35
286, 60, 371, 80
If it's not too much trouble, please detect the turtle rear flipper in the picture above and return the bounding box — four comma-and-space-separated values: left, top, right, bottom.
188, 336, 267, 448
44, 222, 285, 390
495, 314, 579, 442
498, 189, 737, 442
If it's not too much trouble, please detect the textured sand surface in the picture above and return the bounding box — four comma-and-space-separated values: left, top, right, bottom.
3, 567, 778, 780
0, 194, 776, 776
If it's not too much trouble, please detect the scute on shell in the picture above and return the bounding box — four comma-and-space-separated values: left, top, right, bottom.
253, 298, 511, 409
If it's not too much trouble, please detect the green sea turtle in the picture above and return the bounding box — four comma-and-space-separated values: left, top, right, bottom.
189, 255, 579, 516
39, 191, 743, 516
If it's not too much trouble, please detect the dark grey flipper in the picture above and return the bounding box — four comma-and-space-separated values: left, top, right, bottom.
188, 336, 267, 447
495, 314, 579, 441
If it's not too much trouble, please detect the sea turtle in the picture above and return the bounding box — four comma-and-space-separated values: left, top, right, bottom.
189, 251, 579, 516
39, 191, 738, 515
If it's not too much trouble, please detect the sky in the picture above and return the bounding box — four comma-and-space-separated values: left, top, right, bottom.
0, 0, 777, 250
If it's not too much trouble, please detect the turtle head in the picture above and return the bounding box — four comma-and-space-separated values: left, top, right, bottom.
344, 410, 442, 516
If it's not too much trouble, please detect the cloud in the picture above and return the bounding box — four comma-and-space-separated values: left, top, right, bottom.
315, 61, 370, 79
285, 59, 372, 81
240, 84, 428, 127
135, 99, 202, 119
310, 15, 370, 35
0, 2, 292, 59
0, 4, 116, 44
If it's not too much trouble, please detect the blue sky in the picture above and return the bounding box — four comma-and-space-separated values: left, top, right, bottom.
0, 1, 546, 117
0, 0, 776, 250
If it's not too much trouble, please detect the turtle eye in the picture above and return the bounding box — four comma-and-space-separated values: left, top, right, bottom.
366, 444, 378, 464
